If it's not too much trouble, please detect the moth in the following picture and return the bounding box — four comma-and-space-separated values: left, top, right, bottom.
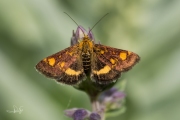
36, 26, 140, 86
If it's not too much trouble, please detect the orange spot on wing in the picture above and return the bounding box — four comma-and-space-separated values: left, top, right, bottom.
48, 58, 55, 66
128, 51, 131, 55
119, 52, 127, 60
100, 50, 104, 54
65, 68, 82, 76
69, 52, 73, 56
110, 58, 116, 65
60, 62, 65, 68
93, 65, 111, 75
43, 58, 47, 62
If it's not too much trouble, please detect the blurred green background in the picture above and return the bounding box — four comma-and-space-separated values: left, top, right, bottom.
1, 0, 180, 120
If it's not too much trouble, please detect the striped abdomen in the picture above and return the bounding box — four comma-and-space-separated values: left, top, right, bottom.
82, 53, 91, 73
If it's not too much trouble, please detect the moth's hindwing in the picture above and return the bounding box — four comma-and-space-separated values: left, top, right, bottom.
36, 45, 86, 85
91, 44, 140, 84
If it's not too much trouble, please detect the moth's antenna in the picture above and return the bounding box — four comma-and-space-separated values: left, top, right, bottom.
64, 12, 85, 36
89, 13, 109, 33
64, 12, 79, 27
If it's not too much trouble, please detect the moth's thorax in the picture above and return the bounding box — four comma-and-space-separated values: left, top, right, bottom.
79, 35, 94, 53
79, 35, 94, 73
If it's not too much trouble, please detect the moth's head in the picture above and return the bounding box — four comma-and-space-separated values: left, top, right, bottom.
71, 26, 95, 46
66, 12, 108, 46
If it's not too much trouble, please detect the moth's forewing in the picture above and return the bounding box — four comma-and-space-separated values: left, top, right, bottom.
91, 44, 140, 84
36, 45, 86, 85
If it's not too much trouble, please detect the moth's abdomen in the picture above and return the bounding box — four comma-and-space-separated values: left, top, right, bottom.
82, 53, 91, 73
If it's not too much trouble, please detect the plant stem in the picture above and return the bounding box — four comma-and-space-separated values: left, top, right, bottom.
89, 94, 105, 120
91, 98, 100, 112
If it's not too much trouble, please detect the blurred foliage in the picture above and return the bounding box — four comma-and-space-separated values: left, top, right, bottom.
0, 0, 180, 120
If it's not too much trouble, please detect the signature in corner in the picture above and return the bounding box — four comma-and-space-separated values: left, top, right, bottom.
7, 105, 23, 114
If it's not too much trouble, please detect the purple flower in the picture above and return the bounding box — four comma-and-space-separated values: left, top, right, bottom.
71, 26, 95, 46
90, 113, 101, 120
98, 87, 118, 101
98, 88, 126, 111
73, 109, 88, 120
65, 108, 101, 120
71, 30, 78, 46
75, 26, 87, 40
88, 28, 95, 41
65, 108, 89, 120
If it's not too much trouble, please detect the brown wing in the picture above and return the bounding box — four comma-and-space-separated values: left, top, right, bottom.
36, 45, 86, 85
91, 44, 140, 84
